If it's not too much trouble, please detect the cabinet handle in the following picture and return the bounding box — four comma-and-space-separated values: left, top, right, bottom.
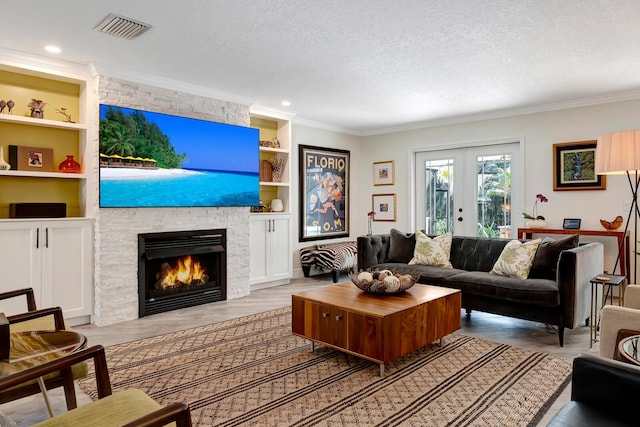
272, 219, 276, 233
322, 312, 329, 318
36, 228, 40, 249
267, 219, 272, 233
335, 315, 342, 321
45, 228, 49, 248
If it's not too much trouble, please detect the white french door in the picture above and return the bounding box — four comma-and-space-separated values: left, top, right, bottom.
415, 142, 521, 237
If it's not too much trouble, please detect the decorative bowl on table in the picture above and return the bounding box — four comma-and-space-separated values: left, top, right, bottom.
349, 269, 419, 295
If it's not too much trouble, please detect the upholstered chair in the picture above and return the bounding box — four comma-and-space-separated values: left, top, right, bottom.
599, 284, 640, 359
0, 344, 192, 426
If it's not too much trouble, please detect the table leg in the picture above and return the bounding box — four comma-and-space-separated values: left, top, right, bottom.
379, 364, 385, 377
36, 377, 54, 417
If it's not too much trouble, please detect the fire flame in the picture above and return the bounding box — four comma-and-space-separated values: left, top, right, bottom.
155, 256, 208, 289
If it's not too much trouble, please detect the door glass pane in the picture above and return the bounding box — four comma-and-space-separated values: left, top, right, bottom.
423, 159, 454, 234
476, 154, 511, 238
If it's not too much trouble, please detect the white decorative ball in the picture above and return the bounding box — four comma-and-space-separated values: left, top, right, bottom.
357, 271, 373, 283
383, 275, 401, 292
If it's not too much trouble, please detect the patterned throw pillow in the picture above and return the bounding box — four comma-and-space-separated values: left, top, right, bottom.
408, 231, 453, 268
490, 238, 542, 279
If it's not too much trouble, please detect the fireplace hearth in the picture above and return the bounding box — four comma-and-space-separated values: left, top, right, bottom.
138, 229, 227, 316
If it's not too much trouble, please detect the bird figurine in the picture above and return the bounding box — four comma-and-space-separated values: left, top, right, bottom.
0, 100, 5, 113
600, 215, 623, 231
6, 100, 14, 114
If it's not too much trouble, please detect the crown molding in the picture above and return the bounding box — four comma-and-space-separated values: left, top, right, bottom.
360, 90, 640, 136
291, 116, 363, 136
0, 47, 90, 82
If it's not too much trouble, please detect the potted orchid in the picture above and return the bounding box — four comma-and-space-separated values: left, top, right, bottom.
367, 211, 375, 235
523, 193, 548, 228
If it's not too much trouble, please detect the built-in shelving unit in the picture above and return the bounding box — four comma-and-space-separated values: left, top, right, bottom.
0, 53, 94, 323
249, 110, 293, 288
0, 62, 93, 219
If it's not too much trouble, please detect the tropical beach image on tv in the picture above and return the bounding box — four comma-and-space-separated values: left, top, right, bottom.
99, 105, 260, 208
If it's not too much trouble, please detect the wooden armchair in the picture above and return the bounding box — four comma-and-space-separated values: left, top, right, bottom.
0, 344, 192, 426
0, 288, 87, 410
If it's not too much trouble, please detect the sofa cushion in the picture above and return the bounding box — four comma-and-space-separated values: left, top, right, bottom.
490, 238, 541, 279
444, 271, 559, 306
529, 234, 579, 280
409, 232, 453, 268
388, 229, 416, 263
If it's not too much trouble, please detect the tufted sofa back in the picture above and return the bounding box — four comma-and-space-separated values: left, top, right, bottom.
357, 233, 513, 272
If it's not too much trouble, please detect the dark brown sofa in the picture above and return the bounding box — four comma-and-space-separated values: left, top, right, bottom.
357, 231, 604, 346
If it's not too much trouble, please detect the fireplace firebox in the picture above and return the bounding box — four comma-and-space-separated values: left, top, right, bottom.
138, 229, 227, 317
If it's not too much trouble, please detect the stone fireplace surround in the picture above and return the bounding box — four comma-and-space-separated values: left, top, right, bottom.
92, 76, 252, 326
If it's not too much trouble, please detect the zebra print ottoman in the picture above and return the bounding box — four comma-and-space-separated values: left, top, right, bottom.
300, 241, 357, 283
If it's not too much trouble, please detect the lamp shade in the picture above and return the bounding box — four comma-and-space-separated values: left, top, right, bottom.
596, 130, 640, 175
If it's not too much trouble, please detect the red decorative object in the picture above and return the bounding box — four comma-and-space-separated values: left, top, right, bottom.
58, 155, 81, 173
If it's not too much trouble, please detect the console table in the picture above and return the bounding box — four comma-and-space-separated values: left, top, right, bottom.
517, 228, 630, 281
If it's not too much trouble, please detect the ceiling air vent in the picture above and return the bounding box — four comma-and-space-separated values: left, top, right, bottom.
94, 13, 151, 40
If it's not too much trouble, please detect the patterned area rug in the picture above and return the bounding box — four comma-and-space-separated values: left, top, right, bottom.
78, 307, 571, 426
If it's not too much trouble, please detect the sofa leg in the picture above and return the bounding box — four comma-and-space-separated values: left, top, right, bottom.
302, 266, 311, 277
558, 326, 565, 347
331, 270, 340, 283
465, 308, 472, 318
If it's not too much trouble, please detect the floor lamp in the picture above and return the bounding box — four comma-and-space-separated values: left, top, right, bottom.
595, 129, 640, 284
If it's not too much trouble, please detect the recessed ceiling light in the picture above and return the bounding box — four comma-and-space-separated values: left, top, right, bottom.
45, 45, 61, 54
281, 100, 291, 107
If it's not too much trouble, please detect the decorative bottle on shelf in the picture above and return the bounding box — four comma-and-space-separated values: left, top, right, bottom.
0, 146, 10, 170
58, 155, 81, 173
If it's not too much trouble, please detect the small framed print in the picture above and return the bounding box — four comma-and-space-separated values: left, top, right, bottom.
563, 218, 582, 229
553, 141, 606, 191
8, 145, 54, 172
373, 160, 395, 186
372, 193, 396, 221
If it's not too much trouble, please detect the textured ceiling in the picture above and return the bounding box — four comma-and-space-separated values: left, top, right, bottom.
3, 0, 640, 135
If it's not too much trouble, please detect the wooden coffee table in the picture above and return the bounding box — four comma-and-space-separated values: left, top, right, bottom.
292, 282, 461, 376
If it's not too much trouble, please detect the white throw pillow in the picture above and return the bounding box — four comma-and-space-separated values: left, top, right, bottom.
408, 231, 453, 268
490, 238, 542, 279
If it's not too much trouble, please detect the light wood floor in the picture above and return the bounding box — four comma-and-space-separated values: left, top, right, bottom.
4, 274, 598, 426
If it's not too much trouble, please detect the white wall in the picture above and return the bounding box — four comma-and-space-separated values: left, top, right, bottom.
358, 99, 640, 280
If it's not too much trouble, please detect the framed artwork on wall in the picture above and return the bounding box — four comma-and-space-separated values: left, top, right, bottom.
373, 160, 395, 186
553, 140, 606, 191
299, 145, 350, 241
372, 193, 396, 221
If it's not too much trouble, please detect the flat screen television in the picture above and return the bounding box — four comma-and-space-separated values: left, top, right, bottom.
99, 104, 259, 208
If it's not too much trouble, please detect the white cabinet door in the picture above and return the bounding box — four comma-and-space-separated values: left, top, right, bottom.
269, 217, 291, 281
0, 219, 92, 321
249, 214, 291, 286
44, 220, 92, 320
0, 222, 41, 315
249, 216, 269, 284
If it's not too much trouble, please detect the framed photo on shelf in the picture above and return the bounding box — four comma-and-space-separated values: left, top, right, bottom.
553, 140, 606, 191
8, 145, 55, 172
562, 218, 582, 229
372, 193, 396, 221
299, 145, 350, 241
373, 160, 395, 186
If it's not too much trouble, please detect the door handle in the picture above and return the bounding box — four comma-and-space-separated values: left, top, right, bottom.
36, 228, 39, 249
45, 228, 49, 248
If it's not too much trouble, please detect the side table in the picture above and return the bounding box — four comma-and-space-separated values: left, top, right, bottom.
590, 274, 627, 348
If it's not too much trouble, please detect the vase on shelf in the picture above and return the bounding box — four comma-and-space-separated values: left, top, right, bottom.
0, 146, 10, 170
270, 199, 283, 212
525, 219, 547, 228
58, 155, 81, 173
